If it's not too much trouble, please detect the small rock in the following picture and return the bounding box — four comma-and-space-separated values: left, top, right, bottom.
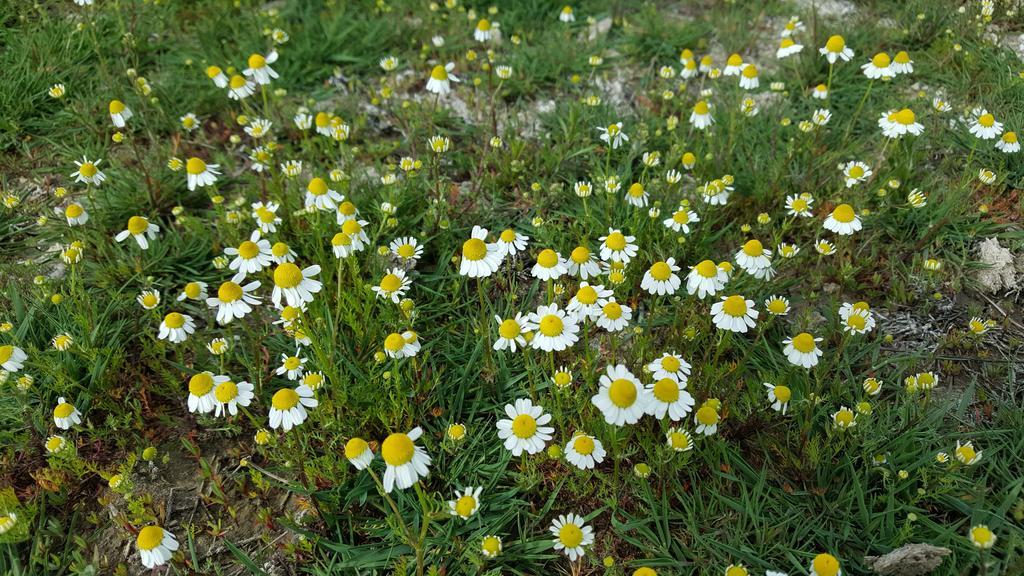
977, 237, 1018, 293
587, 17, 612, 41
865, 543, 951, 575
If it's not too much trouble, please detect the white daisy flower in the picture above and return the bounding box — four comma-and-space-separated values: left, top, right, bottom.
114, 216, 159, 249
666, 427, 693, 452
459, 226, 504, 278
861, 52, 895, 79
108, 99, 133, 127
529, 304, 579, 351
381, 427, 432, 492
823, 204, 862, 235
137, 290, 161, 310
276, 351, 307, 380
531, 249, 568, 281
595, 298, 631, 332
268, 384, 318, 431
158, 312, 195, 343
566, 245, 602, 279
819, 35, 854, 63
710, 295, 758, 333
0, 345, 28, 372
764, 382, 792, 414
783, 333, 824, 368
212, 379, 254, 417
646, 377, 695, 421
304, 177, 343, 211
344, 437, 374, 470
878, 108, 923, 138
564, 432, 605, 470
663, 207, 700, 233
52, 397, 82, 429
496, 398, 554, 456
968, 108, 1003, 140
372, 268, 412, 303
597, 122, 629, 149
136, 525, 179, 569
71, 156, 106, 186
426, 63, 459, 94
390, 236, 424, 264
187, 372, 223, 414
271, 263, 323, 308
243, 51, 279, 85
598, 228, 638, 264
686, 260, 729, 299
62, 202, 89, 226
647, 352, 691, 383
641, 258, 682, 295
495, 228, 529, 258
448, 486, 483, 519
226, 230, 273, 277
567, 282, 612, 322
841, 161, 872, 187
251, 201, 282, 233
550, 513, 594, 561
592, 364, 649, 426
493, 313, 535, 352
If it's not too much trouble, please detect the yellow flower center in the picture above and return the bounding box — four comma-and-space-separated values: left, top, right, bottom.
345, 437, 369, 459
537, 249, 559, 268
379, 274, 402, 293
271, 388, 300, 410
726, 567, 748, 576
558, 524, 584, 548
650, 262, 672, 281
696, 406, 718, 425
54, 402, 74, 418
1003, 132, 1018, 143
214, 381, 238, 403
847, 314, 866, 330
894, 108, 916, 125
462, 238, 487, 261
65, 204, 83, 218
979, 113, 995, 128
272, 242, 290, 257
653, 378, 679, 402
206, 66, 222, 78
695, 260, 718, 278
163, 312, 185, 329
79, 162, 98, 177
46, 437, 64, 451
136, 526, 164, 551
382, 432, 415, 465
430, 65, 448, 81
957, 445, 976, 461
573, 435, 595, 455
871, 52, 891, 68
672, 210, 690, 224
538, 314, 563, 337
726, 54, 743, 66
237, 240, 260, 259
384, 333, 405, 352
188, 372, 215, 396
894, 51, 910, 63
109, 99, 126, 114
971, 527, 993, 544
832, 204, 856, 223
602, 301, 623, 320
722, 295, 747, 317
767, 299, 787, 314
283, 357, 301, 370
628, 182, 645, 197
127, 216, 149, 235
780, 38, 795, 49
0, 346, 12, 364
605, 232, 627, 251
455, 495, 477, 516
184, 283, 201, 298
668, 431, 690, 450
274, 263, 304, 288
482, 536, 501, 554
693, 100, 709, 114
307, 177, 328, 196
499, 229, 517, 242
498, 319, 521, 339
141, 294, 158, 307
659, 357, 680, 373
229, 75, 248, 89
332, 232, 352, 248
609, 378, 637, 408
554, 372, 571, 386
397, 244, 416, 258
812, 554, 840, 576
792, 333, 816, 353
315, 112, 331, 127
477, 19, 491, 31
256, 208, 276, 223
185, 157, 207, 175
742, 239, 764, 257
248, 53, 266, 69
848, 165, 864, 178
774, 386, 793, 403
570, 246, 590, 264
511, 414, 537, 438
576, 285, 598, 305
825, 35, 845, 52
742, 64, 758, 78
338, 201, 356, 216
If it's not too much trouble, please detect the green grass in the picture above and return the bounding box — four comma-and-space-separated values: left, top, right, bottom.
1, 0, 1023, 575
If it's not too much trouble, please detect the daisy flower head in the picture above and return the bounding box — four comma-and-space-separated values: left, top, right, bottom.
304, 177, 343, 211
115, 216, 159, 249
648, 352, 691, 383
474, 19, 494, 42
879, 108, 923, 138
862, 52, 894, 79
529, 303, 579, 351
559, 5, 574, 22
812, 83, 829, 99
598, 228, 638, 263
968, 108, 1003, 140
566, 245, 601, 280
735, 239, 772, 276
995, 131, 1019, 153
723, 53, 744, 76
764, 383, 792, 414
137, 289, 160, 310
0, 345, 26, 372
841, 161, 872, 187
969, 525, 996, 549
227, 74, 256, 99
809, 553, 841, 576
785, 193, 814, 217
564, 432, 606, 470
646, 376, 695, 420
666, 427, 693, 452
449, 486, 483, 521
51, 333, 73, 351
738, 63, 759, 89
694, 402, 720, 435
205, 65, 228, 87
823, 203, 862, 235
783, 332, 823, 368
663, 206, 700, 233
686, 260, 729, 299
532, 249, 567, 281
710, 295, 758, 333
53, 397, 82, 429
275, 351, 307, 380
185, 157, 220, 191
968, 317, 995, 335
690, 100, 714, 129
63, 202, 89, 226
372, 268, 412, 303
592, 364, 649, 426
136, 525, 179, 569
595, 297, 631, 332
243, 51, 279, 85
701, 177, 733, 205
955, 440, 981, 465
45, 435, 68, 454
495, 228, 529, 258
268, 384, 318, 431
567, 281, 611, 321
597, 122, 629, 149
494, 313, 534, 352
496, 398, 554, 456
426, 63, 459, 95
481, 535, 503, 557
186, 371, 222, 414
978, 168, 997, 185
108, 99, 132, 128
271, 241, 296, 264
892, 50, 913, 74
158, 312, 195, 343
390, 236, 424, 264
249, 201, 282, 233
226, 230, 273, 277
776, 38, 804, 59
641, 258, 682, 296
764, 295, 790, 316
624, 182, 649, 207
71, 156, 105, 186
552, 366, 574, 389
863, 377, 882, 396
379, 426, 431, 492
344, 437, 373, 470
460, 226, 503, 278
815, 239, 836, 255
212, 379, 254, 417
820, 35, 854, 63
574, 180, 593, 198
832, 407, 856, 430
550, 513, 594, 561
271, 263, 322, 308
840, 305, 875, 335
